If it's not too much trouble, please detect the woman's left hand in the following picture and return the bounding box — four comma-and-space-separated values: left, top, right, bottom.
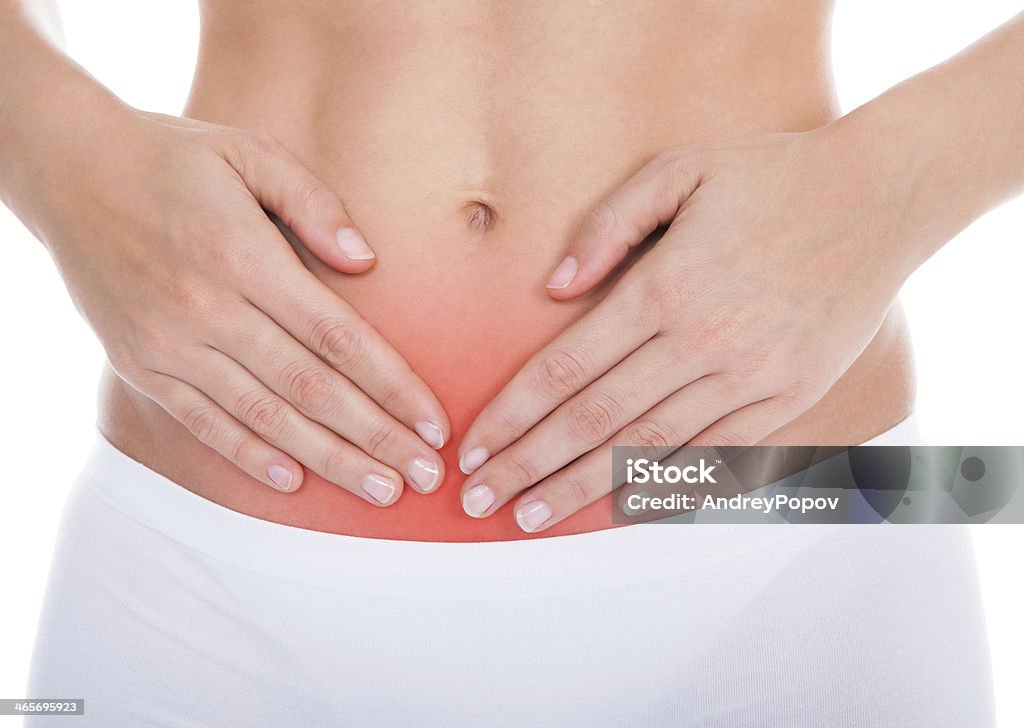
457, 125, 920, 533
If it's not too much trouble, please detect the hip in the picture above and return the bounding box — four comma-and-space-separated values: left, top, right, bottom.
28, 422, 993, 727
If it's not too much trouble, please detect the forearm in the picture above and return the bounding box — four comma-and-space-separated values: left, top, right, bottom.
831, 11, 1024, 275
0, 1, 129, 242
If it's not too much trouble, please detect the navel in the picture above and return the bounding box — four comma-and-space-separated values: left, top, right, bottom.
463, 199, 498, 234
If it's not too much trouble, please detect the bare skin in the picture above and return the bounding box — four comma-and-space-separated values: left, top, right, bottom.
3, 2, 1022, 541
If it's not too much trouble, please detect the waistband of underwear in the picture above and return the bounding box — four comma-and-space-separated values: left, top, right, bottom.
72, 414, 921, 598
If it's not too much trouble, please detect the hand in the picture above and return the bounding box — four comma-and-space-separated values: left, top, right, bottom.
43, 109, 448, 503
457, 127, 915, 532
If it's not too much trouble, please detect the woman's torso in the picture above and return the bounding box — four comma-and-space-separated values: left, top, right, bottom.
99, 0, 916, 541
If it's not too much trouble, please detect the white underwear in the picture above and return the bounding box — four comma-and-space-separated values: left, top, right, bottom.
27, 415, 995, 727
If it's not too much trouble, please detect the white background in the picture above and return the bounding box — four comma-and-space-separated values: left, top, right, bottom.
1, 1, 1022, 724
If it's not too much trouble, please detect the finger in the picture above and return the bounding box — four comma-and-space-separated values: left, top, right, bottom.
245, 228, 450, 450
224, 131, 377, 272
508, 374, 759, 532
143, 371, 304, 493
215, 305, 444, 493
458, 338, 699, 518
546, 147, 704, 299
180, 347, 406, 506
457, 288, 657, 475
687, 396, 800, 448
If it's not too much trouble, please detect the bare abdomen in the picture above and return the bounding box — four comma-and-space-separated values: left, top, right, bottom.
97, 0, 914, 541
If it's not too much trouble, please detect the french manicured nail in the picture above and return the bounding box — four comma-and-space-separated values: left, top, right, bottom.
362, 473, 396, 504
546, 256, 578, 289
463, 484, 496, 518
408, 458, 440, 493
267, 465, 295, 492
621, 491, 649, 516
336, 227, 375, 261
459, 447, 490, 475
516, 501, 553, 532
415, 420, 446, 450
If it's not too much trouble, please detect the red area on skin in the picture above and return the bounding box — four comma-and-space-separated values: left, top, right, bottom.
113, 216, 647, 543
276, 245, 624, 541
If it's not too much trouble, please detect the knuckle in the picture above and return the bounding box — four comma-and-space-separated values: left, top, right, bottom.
320, 446, 352, 482
216, 239, 260, 282
228, 434, 260, 470
165, 277, 206, 313
505, 451, 539, 489
185, 293, 218, 322
227, 325, 260, 356
294, 178, 334, 213
783, 373, 826, 409
192, 216, 231, 249
583, 200, 618, 239
661, 143, 696, 168
246, 129, 279, 154
105, 342, 143, 381
629, 293, 662, 335
662, 143, 706, 175
135, 329, 192, 373
622, 420, 675, 450
611, 279, 661, 334
647, 274, 695, 314
127, 334, 168, 371
688, 313, 738, 359
229, 131, 284, 179
284, 363, 337, 416
697, 428, 747, 450
373, 372, 405, 414
237, 390, 289, 439
534, 349, 589, 400
181, 402, 221, 445
310, 316, 364, 370
364, 421, 399, 459
655, 143, 711, 213
565, 393, 622, 445
560, 471, 593, 509
728, 346, 774, 384
229, 130, 265, 162
499, 409, 527, 440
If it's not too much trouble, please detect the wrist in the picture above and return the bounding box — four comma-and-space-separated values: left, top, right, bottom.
820, 17, 1024, 280
816, 91, 951, 284
1, 60, 136, 247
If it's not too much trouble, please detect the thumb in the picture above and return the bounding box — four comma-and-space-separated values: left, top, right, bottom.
546, 146, 704, 299
227, 132, 375, 273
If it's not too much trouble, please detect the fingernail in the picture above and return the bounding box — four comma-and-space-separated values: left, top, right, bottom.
267, 464, 295, 492
459, 446, 490, 475
415, 420, 446, 450
463, 484, 496, 518
546, 256, 578, 289
621, 490, 649, 516
336, 227, 375, 261
516, 501, 553, 532
408, 458, 440, 493
362, 473, 396, 504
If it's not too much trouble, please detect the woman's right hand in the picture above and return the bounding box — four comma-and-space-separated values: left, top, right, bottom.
39, 109, 448, 504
